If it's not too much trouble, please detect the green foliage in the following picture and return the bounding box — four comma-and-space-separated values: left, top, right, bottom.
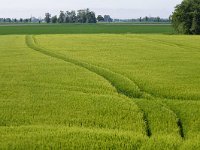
172, 0, 200, 34
57, 9, 96, 23
190, 11, 200, 34
51, 15, 58, 23
97, 15, 104, 22
45, 13, 51, 23
65, 11, 77, 23
58, 11, 65, 23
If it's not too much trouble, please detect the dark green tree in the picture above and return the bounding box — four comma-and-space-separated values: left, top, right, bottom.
65, 11, 77, 23
77, 9, 96, 23
86, 11, 96, 23
58, 11, 65, 23
139, 17, 142, 22
19, 18, 23, 23
104, 15, 113, 22
51, 15, 58, 23
65, 11, 70, 23
77, 9, 88, 23
172, 0, 200, 34
24, 19, 29, 23
45, 13, 51, 23
145, 16, 148, 22
97, 15, 104, 22
157, 17, 160, 22
69, 10, 77, 23
7, 18, 11, 23
190, 11, 200, 34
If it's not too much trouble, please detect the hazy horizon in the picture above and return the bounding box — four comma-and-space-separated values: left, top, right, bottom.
0, 0, 182, 19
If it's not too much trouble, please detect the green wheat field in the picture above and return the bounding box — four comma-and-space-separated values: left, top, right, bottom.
0, 24, 200, 149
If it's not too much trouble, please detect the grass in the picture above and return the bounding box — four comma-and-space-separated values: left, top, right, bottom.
0, 24, 200, 149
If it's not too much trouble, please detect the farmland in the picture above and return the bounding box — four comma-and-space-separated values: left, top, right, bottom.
0, 24, 200, 149
0, 23, 173, 35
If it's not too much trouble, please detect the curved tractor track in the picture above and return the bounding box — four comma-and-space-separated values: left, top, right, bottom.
25, 35, 184, 138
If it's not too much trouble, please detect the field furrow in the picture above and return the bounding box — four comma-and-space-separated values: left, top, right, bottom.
27, 35, 186, 139
25, 35, 153, 137
134, 99, 182, 138
26, 35, 148, 99
35, 34, 200, 100
0, 35, 147, 137
164, 100, 200, 138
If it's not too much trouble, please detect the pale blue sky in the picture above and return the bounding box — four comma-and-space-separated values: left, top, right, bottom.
0, 0, 182, 19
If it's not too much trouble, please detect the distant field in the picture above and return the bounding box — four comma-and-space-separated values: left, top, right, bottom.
0, 25, 200, 149
0, 23, 173, 35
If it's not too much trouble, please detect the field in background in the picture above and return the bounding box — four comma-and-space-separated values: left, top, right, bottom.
0, 23, 173, 35
0, 24, 200, 149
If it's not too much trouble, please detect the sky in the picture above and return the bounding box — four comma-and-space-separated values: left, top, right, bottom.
0, 0, 183, 19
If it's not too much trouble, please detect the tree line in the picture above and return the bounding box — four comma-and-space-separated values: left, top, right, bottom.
1, 8, 169, 24
45, 9, 113, 23
0, 18, 36, 23
0, 9, 113, 24
113, 16, 170, 23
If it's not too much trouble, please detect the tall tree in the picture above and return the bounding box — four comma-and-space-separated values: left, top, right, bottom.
24, 19, 29, 23
45, 13, 51, 23
19, 18, 23, 23
157, 17, 160, 22
104, 15, 113, 22
51, 16, 58, 23
58, 11, 65, 23
65, 11, 77, 23
190, 11, 200, 34
77, 9, 96, 23
7, 18, 11, 23
172, 0, 200, 34
145, 16, 148, 22
97, 15, 104, 22
69, 10, 77, 23
77, 9, 87, 23
86, 11, 96, 23
139, 17, 142, 22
